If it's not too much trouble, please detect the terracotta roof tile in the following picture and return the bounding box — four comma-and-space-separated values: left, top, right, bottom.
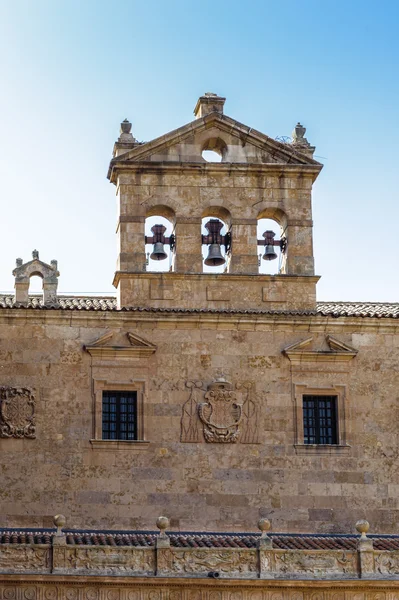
0, 528, 399, 550
0, 296, 398, 319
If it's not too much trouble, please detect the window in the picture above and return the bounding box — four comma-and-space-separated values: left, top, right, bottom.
292, 384, 350, 455
303, 395, 338, 445
102, 391, 137, 441
90, 380, 148, 448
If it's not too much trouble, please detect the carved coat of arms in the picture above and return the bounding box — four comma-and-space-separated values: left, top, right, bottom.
181, 378, 260, 444
0, 386, 36, 439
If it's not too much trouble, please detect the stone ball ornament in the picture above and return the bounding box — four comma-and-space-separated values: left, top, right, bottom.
258, 518, 271, 535
355, 519, 370, 537
156, 515, 170, 535
53, 514, 67, 534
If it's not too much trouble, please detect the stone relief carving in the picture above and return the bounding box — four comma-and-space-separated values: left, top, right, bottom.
273, 550, 356, 575
198, 379, 242, 443
0, 546, 49, 571
376, 552, 399, 575
54, 546, 154, 573
0, 386, 36, 438
181, 378, 260, 444
158, 548, 257, 575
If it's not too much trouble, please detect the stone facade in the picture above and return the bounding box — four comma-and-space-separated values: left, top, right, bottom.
0, 94, 398, 540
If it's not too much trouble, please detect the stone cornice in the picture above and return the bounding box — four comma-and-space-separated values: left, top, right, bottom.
112, 271, 321, 287
0, 309, 399, 332
109, 161, 322, 184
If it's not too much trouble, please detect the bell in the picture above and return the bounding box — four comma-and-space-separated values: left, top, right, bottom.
204, 243, 225, 267
150, 242, 168, 261
262, 244, 278, 261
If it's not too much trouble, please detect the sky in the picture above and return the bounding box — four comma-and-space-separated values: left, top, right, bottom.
0, 0, 398, 301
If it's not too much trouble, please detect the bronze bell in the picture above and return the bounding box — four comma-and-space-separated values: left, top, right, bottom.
150, 242, 168, 261
204, 243, 225, 267
262, 230, 278, 261
262, 244, 277, 261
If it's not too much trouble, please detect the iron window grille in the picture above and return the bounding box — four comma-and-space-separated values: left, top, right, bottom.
303, 395, 338, 445
102, 391, 137, 441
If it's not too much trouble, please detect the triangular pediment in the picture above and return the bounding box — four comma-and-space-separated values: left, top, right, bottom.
109, 112, 321, 177
84, 331, 157, 358
283, 336, 358, 362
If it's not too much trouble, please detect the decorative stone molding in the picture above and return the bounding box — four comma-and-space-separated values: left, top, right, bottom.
283, 335, 358, 363
85, 331, 157, 359
13, 250, 59, 306
181, 378, 260, 444
0, 386, 35, 438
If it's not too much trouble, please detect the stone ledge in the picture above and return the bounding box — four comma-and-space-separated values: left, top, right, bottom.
294, 444, 351, 456
89, 440, 150, 451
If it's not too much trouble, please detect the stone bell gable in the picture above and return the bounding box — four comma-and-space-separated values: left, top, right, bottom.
108, 93, 322, 312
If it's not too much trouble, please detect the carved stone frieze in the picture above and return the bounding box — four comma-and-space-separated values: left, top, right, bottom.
0, 387, 35, 438
375, 551, 399, 575
53, 546, 154, 574
0, 545, 49, 572
157, 548, 258, 576
0, 583, 398, 600
181, 378, 260, 444
271, 550, 357, 576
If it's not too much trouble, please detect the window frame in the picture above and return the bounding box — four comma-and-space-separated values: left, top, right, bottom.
102, 390, 138, 441
293, 384, 350, 455
91, 380, 147, 447
302, 394, 338, 445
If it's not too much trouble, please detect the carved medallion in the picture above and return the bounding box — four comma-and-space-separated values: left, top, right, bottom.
0, 387, 35, 439
181, 378, 260, 444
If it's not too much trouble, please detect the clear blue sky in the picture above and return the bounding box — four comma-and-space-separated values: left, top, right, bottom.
1, 0, 398, 301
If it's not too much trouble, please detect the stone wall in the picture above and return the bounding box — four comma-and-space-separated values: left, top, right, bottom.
0, 308, 398, 533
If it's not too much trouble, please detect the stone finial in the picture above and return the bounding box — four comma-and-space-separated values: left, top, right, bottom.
257, 518, 272, 548
54, 514, 66, 535
120, 119, 132, 134
118, 119, 135, 143
194, 93, 226, 119
32, 249, 39, 259
356, 519, 370, 539
292, 123, 309, 146
156, 515, 170, 548
356, 519, 373, 551
156, 515, 170, 536
291, 122, 316, 158
53, 514, 67, 546
16, 258, 23, 267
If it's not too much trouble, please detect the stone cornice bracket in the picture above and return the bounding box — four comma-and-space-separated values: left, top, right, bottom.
13, 250, 59, 307
283, 335, 358, 363
84, 331, 157, 359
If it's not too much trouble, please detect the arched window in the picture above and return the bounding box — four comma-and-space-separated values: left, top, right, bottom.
257, 214, 287, 275
28, 273, 44, 294
201, 138, 227, 162
145, 206, 175, 273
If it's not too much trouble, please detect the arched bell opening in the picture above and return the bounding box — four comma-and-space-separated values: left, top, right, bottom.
145, 210, 175, 273
257, 217, 287, 275
201, 138, 227, 163
28, 273, 44, 294
201, 207, 231, 273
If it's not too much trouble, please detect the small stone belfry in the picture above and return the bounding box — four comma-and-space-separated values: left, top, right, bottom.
108, 94, 323, 311
13, 250, 59, 306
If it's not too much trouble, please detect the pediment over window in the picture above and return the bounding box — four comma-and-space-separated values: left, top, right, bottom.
84, 331, 157, 359
282, 335, 358, 363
